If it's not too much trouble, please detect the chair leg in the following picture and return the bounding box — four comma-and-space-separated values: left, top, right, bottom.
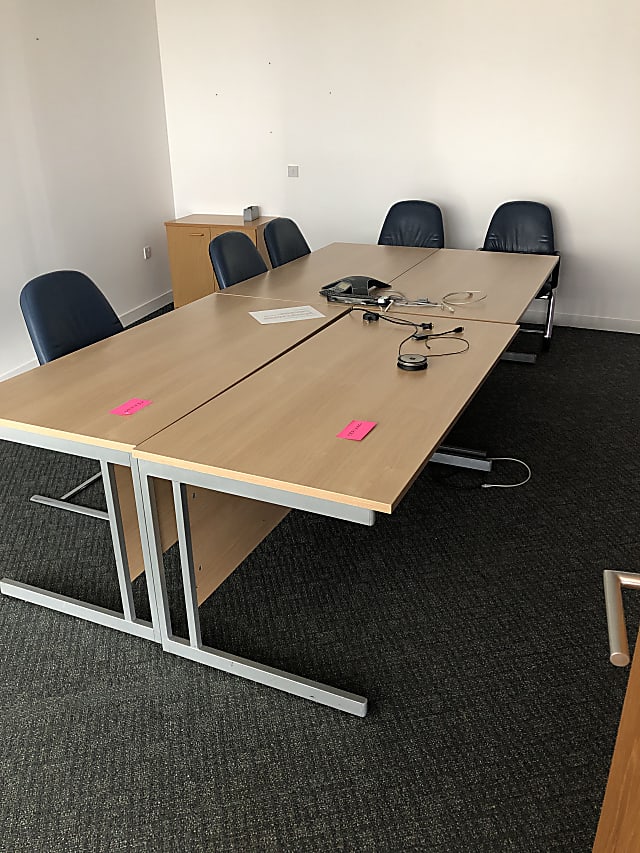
501, 287, 557, 363
542, 289, 557, 351
29, 471, 109, 520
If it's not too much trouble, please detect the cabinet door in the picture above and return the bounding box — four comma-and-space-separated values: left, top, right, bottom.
166, 225, 215, 308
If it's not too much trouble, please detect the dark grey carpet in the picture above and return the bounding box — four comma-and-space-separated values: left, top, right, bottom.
1, 323, 638, 852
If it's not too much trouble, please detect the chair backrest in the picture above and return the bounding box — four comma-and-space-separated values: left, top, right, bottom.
20, 270, 123, 365
483, 201, 555, 255
208, 231, 268, 289
378, 200, 445, 249
264, 218, 311, 268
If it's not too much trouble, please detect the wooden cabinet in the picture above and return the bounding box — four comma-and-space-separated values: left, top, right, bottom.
165, 214, 274, 307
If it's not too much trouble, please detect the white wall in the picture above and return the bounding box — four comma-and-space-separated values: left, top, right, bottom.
156, 0, 640, 332
0, 0, 175, 378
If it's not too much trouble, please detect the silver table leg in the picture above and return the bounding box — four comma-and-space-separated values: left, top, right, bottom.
1, 459, 157, 643
30, 471, 109, 520
137, 470, 368, 717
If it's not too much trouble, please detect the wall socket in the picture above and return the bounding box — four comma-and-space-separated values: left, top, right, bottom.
287, 165, 299, 178
143, 246, 152, 260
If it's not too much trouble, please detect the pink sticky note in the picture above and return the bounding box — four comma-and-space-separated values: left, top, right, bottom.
337, 420, 377, 441
110, 398, 152, 416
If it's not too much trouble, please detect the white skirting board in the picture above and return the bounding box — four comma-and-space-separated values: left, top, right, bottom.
119, 289, 173, 327
522, 304, 640, 335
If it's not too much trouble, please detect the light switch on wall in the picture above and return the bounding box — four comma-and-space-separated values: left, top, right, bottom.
287, 165, 299, 178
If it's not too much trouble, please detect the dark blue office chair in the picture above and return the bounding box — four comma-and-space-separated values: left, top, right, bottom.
20, 270, 123, 364
208, 231, 268, 289
481, 201, 560, 354
19, 270, 123, 518
264, 218, 311, 268
378, 200, 445, 249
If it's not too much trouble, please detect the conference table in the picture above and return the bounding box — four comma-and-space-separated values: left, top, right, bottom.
224, 242, 557, 325
0, 242, 557, 715
0, 295, 351, 640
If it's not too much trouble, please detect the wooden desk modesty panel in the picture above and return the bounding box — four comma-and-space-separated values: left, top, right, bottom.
218, 242, 437, 305
165, 214, 275, 307
0, 293, 348, 639
133, 312, 518, 715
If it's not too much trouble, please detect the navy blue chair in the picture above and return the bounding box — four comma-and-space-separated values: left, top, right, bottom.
481, 201, 560, 353
19, 270, 123, 518
208, 231, 268, 289
264, 218, 311, 268
20, 270, 123, 364
378, 200, 445, 249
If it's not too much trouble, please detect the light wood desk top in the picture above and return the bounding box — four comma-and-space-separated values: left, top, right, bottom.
386, 249, 559, 324
135, 313, 517, 513
0, 294, 347, 453
593, 626, 640, 852
165, 214, 275, 229
219, 242, 436, 304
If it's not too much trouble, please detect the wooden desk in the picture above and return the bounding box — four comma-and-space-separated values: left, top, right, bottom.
0, 294, 348, 641
222, 244, 558, 328
385, 249, 559, 323
133, 313, 517, 714
165, 214, 275, 307
2, 242, 534, 713
593, 626, 640, 851
219, 242, 436, 305
0, 294, 345, 453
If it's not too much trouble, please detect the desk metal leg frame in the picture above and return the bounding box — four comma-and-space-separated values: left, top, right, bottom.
30, 471, 108, 520
137, 464, 369, 717
0, 429, 157, 643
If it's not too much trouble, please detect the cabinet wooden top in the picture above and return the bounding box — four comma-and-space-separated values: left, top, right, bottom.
165, 214, 275, 228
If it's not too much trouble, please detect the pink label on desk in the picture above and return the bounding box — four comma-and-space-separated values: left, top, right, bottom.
337, 420, 377, 441
110, 398, 152, 416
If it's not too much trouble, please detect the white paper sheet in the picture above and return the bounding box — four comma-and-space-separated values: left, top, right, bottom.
248, 305, 326, 324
